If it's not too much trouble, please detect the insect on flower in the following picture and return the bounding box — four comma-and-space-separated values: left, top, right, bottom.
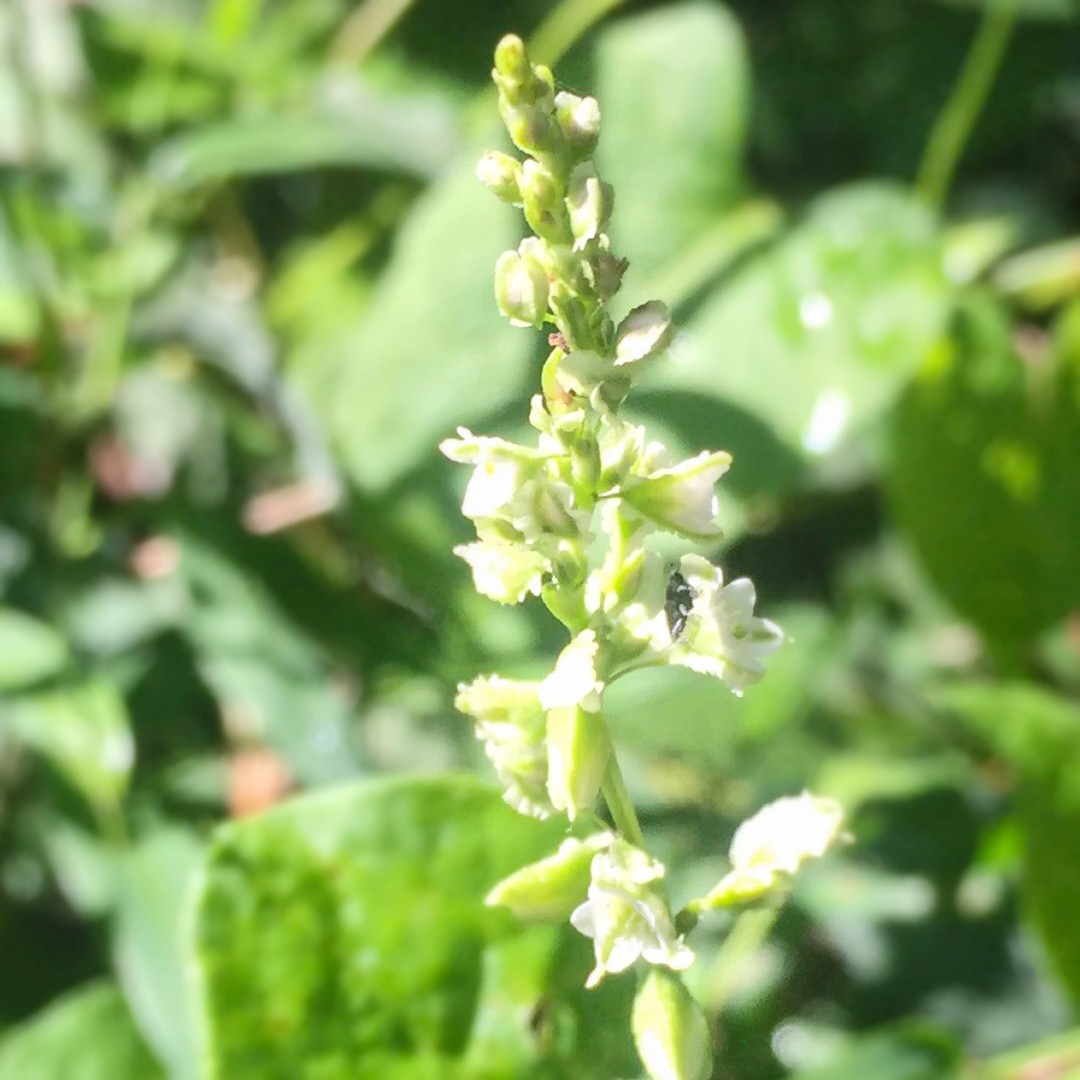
665, 569, 696, 641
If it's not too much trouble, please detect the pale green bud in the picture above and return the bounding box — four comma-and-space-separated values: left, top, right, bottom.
566, 162, 612, 251
521, 160, 572, 244
476, 150, 523, 204
555, 91, 601, 160
546, 703, 611, 820
615, 301, 674, 366
485, 832, 612, 920
632, 971, 712, 1080
492, 34, 530, 94
494, 245, 549, 328
698, 792, 846, 908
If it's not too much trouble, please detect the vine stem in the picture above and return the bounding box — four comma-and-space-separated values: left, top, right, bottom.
600, 752, 646, 849
703, 906, 778, 1013
915, 0, 1020, 212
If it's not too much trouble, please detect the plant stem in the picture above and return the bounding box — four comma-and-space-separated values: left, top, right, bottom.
529, 0, 631, 67
915, 0, 1020, 212
601, 753, 646, 848
703, 906, 778, 1013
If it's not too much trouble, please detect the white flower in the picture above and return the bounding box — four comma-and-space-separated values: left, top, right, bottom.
570, 841, 693, 988
704, 793, 846, 905
452, 540, 549, 604
538, 630, 603, 711
617, 450, 732, 539
455, 676, 552, 818
670, 555, 784, 694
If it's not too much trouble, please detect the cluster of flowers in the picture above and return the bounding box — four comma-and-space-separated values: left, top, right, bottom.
444, 34, 846, 1078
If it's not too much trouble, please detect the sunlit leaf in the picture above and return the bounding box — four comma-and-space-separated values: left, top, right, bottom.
0, 981, 164, 1080
0, 608, 68, 690
5, 679, 133, 814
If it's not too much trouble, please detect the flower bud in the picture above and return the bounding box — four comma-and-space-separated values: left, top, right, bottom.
494, 246, 549, 328
485, 833, 612, 920
453, 540, 549, 604
546, 703, 611, 820
555, 91, 601, 160
521, 160, 572, 244
566, 162, 612, 250
476, 150, 523, 204
615, 301, 674, 366
493, 34, 530, 92
632, 970, 712, 1080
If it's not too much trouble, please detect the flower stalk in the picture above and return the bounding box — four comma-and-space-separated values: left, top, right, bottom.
446, 31, 847, 1080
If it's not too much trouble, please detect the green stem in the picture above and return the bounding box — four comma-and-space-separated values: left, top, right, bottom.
601, 753, 646, 849
915, 0, 1020, 212
529, 0, 631, 66
703, 906, 778, 1013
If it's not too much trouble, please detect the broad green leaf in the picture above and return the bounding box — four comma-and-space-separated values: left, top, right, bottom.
326, 151, 530, 492
5, 679, 133, 814
790, 1027, 960, 1079
0, 980, 164, 1080
889, 293, 1080, 642
190, 775, 630, 1079
150, 84, 458, 188
662, 183, 948, 459
595, 1, 749, 280
935, 682, 1080, 1006
0, 608, 68, 690
113, 828, 204, 1080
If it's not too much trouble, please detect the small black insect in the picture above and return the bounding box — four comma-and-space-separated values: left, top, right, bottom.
665, 570, 696, 641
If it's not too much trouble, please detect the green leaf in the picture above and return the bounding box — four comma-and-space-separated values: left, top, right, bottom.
5, 679, 133, 815
595, 0, 749, 280
150, 84, 458, 189
113, 828, 204, 1080
0, 981, 164, 1080
889, 293, 1080, 642
325, 151, 531, 492
790, 1027, 960, 1080
0, 608, 68, 690
189, 775, 628, 1078
662, 183, 948, 460
934, 682, 1080, 1006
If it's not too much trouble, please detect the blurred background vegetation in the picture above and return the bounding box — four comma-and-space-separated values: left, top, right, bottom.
1, 0, 1079, 1077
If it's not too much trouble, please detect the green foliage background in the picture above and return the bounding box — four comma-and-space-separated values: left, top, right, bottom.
0, 0, 1079, 1077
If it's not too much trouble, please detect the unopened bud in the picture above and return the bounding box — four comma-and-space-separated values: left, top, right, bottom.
521, 160, 572, 244
566, 163, 612, 250
486, 833, 612, 920
555, 91, 602, 160
632, 970, 712, 1080
546, 703, 611, 819
494, 245, 549, 328
476, 151, 523, 204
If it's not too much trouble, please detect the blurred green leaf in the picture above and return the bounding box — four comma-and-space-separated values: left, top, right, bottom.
0, 981, 164, 1080
190, 775, 631, 1078
889, 293, 1080, 642
327, 152, 530, 492
660, 183, 948, 461
595, 1, 748, 280
113, 828, 203, 1080
150, 79, 458, 188
5, 679, 133, 815
790, 1027, 960, 1079
0, 608, 68, 690
935, 682, 1080, 1007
